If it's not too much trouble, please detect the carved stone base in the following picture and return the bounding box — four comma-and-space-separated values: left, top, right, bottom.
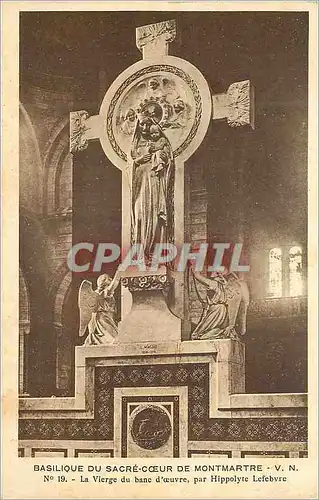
117, 290, 181, 343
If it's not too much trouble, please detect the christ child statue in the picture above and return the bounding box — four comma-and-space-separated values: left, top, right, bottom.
148, 124, 170, 175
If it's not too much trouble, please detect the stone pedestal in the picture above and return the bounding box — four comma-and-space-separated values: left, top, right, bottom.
119, 271, 181, 343
18, 339, 307, 459
118, 290, 181, 343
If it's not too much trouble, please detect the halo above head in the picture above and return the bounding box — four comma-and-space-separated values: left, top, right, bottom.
137, 101, 164, 123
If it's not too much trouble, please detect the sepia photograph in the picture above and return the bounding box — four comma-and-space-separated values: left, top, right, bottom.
1, 2, 318, 499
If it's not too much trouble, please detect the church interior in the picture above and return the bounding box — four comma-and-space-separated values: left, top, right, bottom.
19, 10, 308, 459
18, 11, 308, 459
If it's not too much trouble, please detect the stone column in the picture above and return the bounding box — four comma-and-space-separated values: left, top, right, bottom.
19, 320, 30, 396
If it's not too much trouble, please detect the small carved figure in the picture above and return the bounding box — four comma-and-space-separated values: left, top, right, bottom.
148, 77, 160, 91
162, 77, 180, 101
120, 108, 136, 136
173, 98, 186, 115
191, 268, 249, 341
78, 272, 120, 345
148, 124, 169, 174
162, 98, 190, 130
147, 77, 162, 99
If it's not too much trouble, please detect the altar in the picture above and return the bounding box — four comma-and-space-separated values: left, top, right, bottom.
18, 18, 307, 459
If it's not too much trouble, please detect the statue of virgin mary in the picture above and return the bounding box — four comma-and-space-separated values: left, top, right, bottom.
129, 112, 174, 261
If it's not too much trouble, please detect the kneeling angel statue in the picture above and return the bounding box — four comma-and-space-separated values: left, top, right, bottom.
78, 272, 121, 345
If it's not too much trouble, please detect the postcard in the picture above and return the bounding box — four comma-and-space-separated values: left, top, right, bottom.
1, 1, 318, 498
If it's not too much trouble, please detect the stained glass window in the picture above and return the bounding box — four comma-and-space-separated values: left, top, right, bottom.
289, 246, 303, 297
268, 247, 283, 297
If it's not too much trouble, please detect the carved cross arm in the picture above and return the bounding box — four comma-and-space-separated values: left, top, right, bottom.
212, 79, 255, 129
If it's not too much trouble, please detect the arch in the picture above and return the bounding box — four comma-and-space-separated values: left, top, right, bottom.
44, 116, 70, 158
19, 102, 43, 214
47, 262, 70, 299
53, 271, 73, 392
43, 118, 72, 215
53, 270, 72, 328
19, 267, 31, 395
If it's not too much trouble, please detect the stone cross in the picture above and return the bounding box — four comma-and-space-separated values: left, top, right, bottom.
70, 20, 254, 153
70, 20, 254, 342
70, 21, 254, 153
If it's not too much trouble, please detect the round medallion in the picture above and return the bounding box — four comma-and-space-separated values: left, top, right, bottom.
104, 65, 202, 162
99, 57, 212, 169
130, 405, 171, 450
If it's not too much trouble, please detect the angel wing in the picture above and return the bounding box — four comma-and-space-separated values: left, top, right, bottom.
225, 277, 250, 336
236, 280, 250, 336
225, 277, 242, 330
78, 280, 99, 337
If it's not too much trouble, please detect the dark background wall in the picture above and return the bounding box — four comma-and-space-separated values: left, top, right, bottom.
20, 11, 308, 395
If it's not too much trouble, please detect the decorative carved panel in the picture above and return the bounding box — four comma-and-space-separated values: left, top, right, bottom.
19, 363, 307, 447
